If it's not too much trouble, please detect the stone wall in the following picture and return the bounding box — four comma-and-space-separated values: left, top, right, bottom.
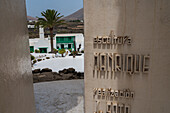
84, 0, 170, 113
0, 0, 36, 113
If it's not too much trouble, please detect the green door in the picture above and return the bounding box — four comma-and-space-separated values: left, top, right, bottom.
30, 46, 34, 52
39, 48, 47, 53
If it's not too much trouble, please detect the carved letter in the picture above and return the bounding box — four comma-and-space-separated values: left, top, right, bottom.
107, 36, 112, 44
123, 36, 128, 45
94, 37, 98, 44
134, 55, 140, 73
102, 36, 108, 44
143, 55, 150, 73
127, 37, 132, 45
98, 36, 102, 44
117, 36, 123, 45
124, 105, 130, 113
126, 54, 133, 74
106, 102, 112, 113
102, 88, 106, 99
107, 53, 113, 72
100, 53, 106, 71
114, 54, 122, 72
114, 90, 119, 98
130, 91, 135, 99
93, 88, 97, 99
118, 104, 124, 113
97, 88, 102, 99
112, 103, 118, 113
120, 90, 124, 98
94, 53, 100, 71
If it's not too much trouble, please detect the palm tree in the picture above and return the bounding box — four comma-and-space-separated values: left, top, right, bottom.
36, 9, 65, 52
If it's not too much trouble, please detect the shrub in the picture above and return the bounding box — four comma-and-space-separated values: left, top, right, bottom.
35, 49, 40, 53
72, 51, 78, 55
37, 59, 42, 62
53, 48, 58, 54
31, 55, 35, 60
59, 49, 66, 57
46, 57, 50, 59
33, 60, 37, 64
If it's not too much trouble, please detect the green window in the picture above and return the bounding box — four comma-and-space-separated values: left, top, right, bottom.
68, 37, 72, 41
60, 38, 64, 41
56, 36, 75, 51
30, 46, 34, 52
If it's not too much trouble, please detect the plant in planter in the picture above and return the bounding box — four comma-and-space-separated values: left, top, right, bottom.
35, 49, 40, 53
37, 59, 42, 62
46, 57, 50, 59
72, 51, 78, 58
53, 48, 58, 54
31, 54, 35, 60
59, 49, 66, 57
33, 60, 37, 64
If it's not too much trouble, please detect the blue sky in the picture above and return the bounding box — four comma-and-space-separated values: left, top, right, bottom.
26, 0, 83, 17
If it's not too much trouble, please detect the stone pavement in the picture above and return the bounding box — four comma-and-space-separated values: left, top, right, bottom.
34, 80, 84, 113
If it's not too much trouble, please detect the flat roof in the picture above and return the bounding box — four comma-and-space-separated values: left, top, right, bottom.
55, 33, 83, 37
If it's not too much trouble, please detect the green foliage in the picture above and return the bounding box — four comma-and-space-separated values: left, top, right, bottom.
36, 9, 65, 52
53, 48, 58, 54
31, 55, 35, 60
35, 49, 40, 53
69, 20, 81, 22
36, 9, 65, 28
33, 60, 37, 64
59, 49, 66, 54
72, 51, 78, 55
59, 49, 66, 57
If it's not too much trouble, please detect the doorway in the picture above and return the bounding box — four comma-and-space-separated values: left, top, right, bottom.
39, 48, 47, 53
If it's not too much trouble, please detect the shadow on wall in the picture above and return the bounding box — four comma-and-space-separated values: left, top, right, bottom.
34, 80, 84, 113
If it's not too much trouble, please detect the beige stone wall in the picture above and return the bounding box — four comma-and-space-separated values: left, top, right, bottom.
0, 0, 36, 113
84, 0, 170, 113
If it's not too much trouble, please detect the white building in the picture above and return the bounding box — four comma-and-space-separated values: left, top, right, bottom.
54, 33, 84, 51
29, 27, 84, 53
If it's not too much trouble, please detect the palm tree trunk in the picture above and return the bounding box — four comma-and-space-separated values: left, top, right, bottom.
50, 28, 54, 52
73, 37, 76, 51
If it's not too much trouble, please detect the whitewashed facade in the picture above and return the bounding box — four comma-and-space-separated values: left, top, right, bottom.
29, 27, 84, 53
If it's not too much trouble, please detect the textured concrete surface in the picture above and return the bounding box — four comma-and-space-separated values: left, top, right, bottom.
84, 0, 170, 113
34, 80, 84, 113
0, 0, 36, 113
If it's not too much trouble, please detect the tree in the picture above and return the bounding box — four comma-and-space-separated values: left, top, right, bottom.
36, 9, 65, 52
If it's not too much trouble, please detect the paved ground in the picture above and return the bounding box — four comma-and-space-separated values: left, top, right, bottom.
34, 80, 84, 113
